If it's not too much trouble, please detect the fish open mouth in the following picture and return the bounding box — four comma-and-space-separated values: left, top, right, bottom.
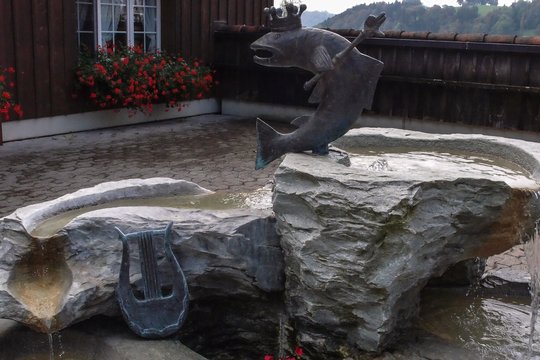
254, 49, 273, 60
251, 44, 279, 64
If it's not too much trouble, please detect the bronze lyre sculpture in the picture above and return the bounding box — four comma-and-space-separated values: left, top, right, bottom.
116, 222, 189, 338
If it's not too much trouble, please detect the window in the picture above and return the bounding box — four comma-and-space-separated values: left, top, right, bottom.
76, 0, 161, 53
76, 0, 96, 53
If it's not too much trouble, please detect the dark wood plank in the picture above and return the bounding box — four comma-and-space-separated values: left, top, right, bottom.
62, 0, 79, 115
503, 93, 522, 130
32, 0, 52, 117
0, 0, 15, 140
201, 0, 210, 62
509, 54, 530, 87
236, 0, 245, 25
218, 0, 228, 22
0, 1, 15, 69
476, 53, 495, 84
13, 0, 37, 119
227, 0, 237, 25
493, 55, 512, 85
181, 0, 192, 57
409, 48, 425, 77
421, 84, 437, 121
394, 48, 412, 77
160, 0, 177, 53
245, 0, 253, 25
424, 49, 443, 79
438, 85, 449, 122
210, 0, 219, 23
48, 0, 67, 115
191, 0, 202, 59
256, 0, 264, 26
457, 52, 477, 82
442, 51, 460, 81
175, 0, 182, 54
523, 93, 540, 132
209, 0, 219, 62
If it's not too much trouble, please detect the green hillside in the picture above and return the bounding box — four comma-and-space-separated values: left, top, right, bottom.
316, 0, 540, 36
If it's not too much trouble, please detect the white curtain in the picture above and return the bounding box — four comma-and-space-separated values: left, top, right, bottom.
101, 5, 113, 31
100, 4, 125, 32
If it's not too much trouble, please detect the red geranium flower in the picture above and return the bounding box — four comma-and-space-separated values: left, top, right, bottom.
13, 104, 23, 118
0, 66, 23, 120
75, 45, 215, 114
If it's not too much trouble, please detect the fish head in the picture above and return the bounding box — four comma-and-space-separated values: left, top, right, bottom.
251, 29, 305, 68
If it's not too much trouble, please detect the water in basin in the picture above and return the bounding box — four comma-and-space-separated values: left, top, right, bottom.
346, 147, 538, 190
30, 189, 272, 239
417, 287, 538, 359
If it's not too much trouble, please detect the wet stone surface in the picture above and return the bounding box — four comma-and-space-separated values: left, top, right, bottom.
0, 115, 292, 218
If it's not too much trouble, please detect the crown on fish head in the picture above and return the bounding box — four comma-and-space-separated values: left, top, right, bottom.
264, 2, 307, 32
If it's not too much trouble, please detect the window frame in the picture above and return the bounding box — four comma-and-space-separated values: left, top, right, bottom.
77, 0, 161, 52
76, 0, 97, 53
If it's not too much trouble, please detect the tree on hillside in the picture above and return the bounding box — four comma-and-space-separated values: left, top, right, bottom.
457, 0, 498, 5
316, 0, 540, 36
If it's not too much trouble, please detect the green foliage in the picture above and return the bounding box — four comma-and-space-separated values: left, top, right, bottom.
457, 0, 498, 5
317, 0, 540, 36
477, 4, 498, 16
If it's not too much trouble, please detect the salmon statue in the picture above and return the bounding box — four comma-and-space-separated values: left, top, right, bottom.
251, 3, 386, 169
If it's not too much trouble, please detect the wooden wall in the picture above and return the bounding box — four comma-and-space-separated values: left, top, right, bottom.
162, 0, 272, 62
0, 0, 272, 130
214, 27, 540, 133
357, 33, 540, 132
0, 0, 79, 123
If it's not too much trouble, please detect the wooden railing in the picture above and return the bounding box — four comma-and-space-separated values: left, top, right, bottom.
214, 25, 540, 133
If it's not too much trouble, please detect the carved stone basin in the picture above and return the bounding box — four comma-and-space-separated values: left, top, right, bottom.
273, 127, 540, 356
0, 178, 282, 339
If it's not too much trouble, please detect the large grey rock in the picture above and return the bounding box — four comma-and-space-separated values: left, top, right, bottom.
273, 128, 540, 356
0, 178, 284, 336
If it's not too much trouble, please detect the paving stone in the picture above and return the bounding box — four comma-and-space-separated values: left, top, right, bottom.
0, 115, 288, 217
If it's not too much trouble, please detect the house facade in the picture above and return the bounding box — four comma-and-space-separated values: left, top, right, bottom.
0, 0, 272, 142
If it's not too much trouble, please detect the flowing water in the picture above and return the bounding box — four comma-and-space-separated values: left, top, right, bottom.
47, 333, 54, 360
526, 224, 540, 359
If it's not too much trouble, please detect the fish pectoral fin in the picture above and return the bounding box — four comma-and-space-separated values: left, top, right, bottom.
312, 46, 334, 72
291, 115, 311, 128
308, 80, 325, 104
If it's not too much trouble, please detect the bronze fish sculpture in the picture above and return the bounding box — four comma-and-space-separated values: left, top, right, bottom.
251, 4, 385, 169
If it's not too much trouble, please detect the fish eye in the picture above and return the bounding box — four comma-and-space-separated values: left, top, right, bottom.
273, 33, 281, 40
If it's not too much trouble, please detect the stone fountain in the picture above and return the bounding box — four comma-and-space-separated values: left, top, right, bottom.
1, 128, 540, 358
2, 3, 540, 360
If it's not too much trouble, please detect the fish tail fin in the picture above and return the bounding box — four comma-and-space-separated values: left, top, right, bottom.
255, 118, 284, 170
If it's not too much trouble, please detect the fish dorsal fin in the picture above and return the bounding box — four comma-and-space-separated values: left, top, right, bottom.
291, 115, 311, 128
308, 80, 325, 104
312, 46, 334, 72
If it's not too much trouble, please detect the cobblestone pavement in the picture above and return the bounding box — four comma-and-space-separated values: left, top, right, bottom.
0, 114, 293, 218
